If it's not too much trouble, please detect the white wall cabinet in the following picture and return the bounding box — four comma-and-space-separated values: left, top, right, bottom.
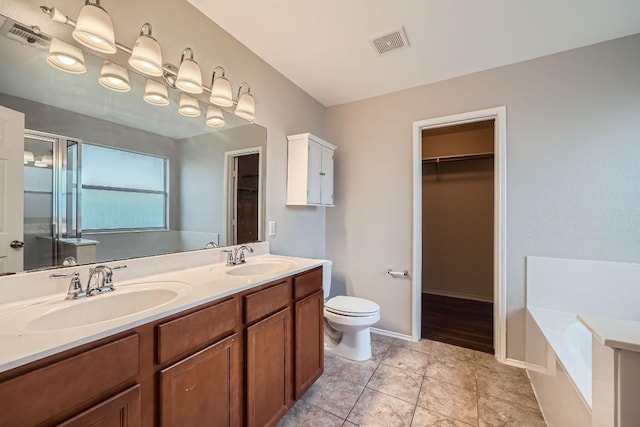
286, 133, 336, 207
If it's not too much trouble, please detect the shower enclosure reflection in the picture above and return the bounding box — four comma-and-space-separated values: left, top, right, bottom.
23, 131, 81, 270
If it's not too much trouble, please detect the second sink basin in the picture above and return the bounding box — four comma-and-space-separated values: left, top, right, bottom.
226, 260, 295, 276
26, 281, 190, 331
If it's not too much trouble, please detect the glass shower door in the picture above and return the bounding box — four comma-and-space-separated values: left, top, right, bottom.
22, 131, 81, 270
23, 133, 55, 270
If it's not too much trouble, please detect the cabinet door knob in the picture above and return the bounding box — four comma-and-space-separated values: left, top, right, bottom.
319, 172, 326, 176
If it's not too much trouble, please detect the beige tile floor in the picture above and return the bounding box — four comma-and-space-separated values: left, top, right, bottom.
278, 333, 546, 427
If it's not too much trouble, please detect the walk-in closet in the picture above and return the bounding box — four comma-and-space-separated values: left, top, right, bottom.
421, 120, 495, 353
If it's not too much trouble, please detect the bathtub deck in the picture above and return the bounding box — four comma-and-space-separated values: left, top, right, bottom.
421, 293, 494, 354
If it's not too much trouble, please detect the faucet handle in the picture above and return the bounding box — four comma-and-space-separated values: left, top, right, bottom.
221, 249, 234, 265
50, 272, 85, 300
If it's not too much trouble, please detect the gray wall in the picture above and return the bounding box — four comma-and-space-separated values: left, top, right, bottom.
325, 33, 640, 361
178, 124, 266, 246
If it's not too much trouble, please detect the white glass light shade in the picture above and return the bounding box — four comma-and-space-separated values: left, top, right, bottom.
235, 92, 255, 121
175, 59, 202, 94
143, 79, 169, 106
23, 151, 34, 164
47, 38, 86, 74
178, 94, 201, 117
98, 61, 131, 92
129, 28, 163, 76
206, 105, 225, 128
72, 2, 117, 54
209, 76, 233, 107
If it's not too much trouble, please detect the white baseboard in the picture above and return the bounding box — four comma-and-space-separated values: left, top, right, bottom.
505, 358, 527, 369
423, 289, 493, 303
525, 362, 550, 374
370, 327, 413, 342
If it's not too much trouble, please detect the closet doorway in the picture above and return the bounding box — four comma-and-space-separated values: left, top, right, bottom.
411, 106, 512, 363
224, 147, 263, 245
421, 121, 495, 353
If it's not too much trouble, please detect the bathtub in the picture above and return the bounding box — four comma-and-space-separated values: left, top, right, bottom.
526, 308, 592, 427
526, 256, 640, 427
528, 308, 592, 406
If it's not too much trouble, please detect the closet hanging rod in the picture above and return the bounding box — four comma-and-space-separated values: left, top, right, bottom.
422, 151, 494, 164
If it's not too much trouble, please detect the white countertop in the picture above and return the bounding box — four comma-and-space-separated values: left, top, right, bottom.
0, 254, 326, 373
578, 313, 640, 353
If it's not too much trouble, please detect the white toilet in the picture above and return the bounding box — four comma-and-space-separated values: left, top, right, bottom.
322, 263, 380, 361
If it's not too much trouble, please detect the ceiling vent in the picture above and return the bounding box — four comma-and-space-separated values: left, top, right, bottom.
0, 17, 51, 49
370, 27, 409, 56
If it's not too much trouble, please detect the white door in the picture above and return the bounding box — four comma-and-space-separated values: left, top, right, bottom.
320, 147, 334, 205
307, 141, 322, 204
0, 106, 25, 273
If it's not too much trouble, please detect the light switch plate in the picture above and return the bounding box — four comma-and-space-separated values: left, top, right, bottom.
268, 221, 276, 236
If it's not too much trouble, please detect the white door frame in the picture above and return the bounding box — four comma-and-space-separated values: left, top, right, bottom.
412, 106, 507, 362
223, 146, 263, 246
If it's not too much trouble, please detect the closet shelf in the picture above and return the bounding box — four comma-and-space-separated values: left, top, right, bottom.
422, 151, 494, 163
423, 151, 494, 181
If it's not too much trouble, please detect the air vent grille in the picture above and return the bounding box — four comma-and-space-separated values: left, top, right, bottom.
370, 27, 409, 56
0, 19, 51, 49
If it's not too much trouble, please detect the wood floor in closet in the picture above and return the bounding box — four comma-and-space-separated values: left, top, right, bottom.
421, 293, 494, 354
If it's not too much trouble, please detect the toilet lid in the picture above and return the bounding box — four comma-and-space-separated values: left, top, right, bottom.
325, 296, 380, 316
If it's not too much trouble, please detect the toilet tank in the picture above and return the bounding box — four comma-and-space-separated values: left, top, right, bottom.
322, 261, 333, 297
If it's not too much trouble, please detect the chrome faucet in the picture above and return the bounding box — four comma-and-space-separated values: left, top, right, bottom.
222, 245, 254, 266
205, 241, 219, 249
87, 265, 114, 296
49, 264, 127, 300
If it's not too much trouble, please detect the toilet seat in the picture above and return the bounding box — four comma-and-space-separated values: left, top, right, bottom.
325, 296, 380, 317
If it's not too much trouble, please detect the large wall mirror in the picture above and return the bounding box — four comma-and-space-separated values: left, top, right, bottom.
0, 11, 266, 273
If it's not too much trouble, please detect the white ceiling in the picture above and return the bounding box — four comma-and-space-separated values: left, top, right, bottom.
187, 0, 640, 107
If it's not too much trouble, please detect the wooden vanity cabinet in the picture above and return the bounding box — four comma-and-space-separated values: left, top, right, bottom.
243, 279, 293, 427
156, 297, 242, 427
292, 267, 324, 399
0, 265, 325, 427
160, 334, 241, 427
0, 334, 140, 426
58, 384, 141, 427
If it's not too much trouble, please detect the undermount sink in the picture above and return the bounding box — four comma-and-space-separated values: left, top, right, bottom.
26, 281, 190, 331
226, 260, 294, 276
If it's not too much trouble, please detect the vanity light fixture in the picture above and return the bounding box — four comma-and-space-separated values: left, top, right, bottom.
209, 66, 233, 107
175, 48, 203, 94
40, 4, 259, 124
71, 0, 116, 54
178, 93, 201, 117
235, 82, 255, 122
143, 79, 170, 106
128, 23, 163, 77
205, 105, 225, 128
24, 151, 35, 164
47, 38, 87, 74
98, 61, 131, 92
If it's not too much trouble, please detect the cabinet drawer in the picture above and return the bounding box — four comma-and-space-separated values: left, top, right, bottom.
0, 334, 139, 426
157, 298, 239, 364
244, 280, 291, 324
59, 384, 141, 427
293, 267, 323, 300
